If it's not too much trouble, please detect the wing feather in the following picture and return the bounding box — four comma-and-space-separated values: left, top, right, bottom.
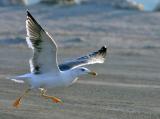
59, 46, 107, 71
26, 11, 59, 74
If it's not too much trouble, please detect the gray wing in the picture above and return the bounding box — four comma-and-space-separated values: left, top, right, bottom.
26, 11, 59, 74
59, 46, 107, 71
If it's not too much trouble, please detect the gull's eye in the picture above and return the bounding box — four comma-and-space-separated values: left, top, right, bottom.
81, 69, 85, 71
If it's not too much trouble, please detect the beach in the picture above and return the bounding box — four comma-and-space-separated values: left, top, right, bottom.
0, 2, 160, 119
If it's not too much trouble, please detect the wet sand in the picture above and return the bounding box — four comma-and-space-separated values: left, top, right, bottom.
0, 3, 160, 119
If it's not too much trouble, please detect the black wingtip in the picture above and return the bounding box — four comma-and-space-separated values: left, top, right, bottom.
26, 10, 30, 16
26, 10, 33, 19
101, 46, 107, 52
26, 10, 43, 29
98, 46, 107, 57
102, 45, 107, 49
26, 10, 36, 23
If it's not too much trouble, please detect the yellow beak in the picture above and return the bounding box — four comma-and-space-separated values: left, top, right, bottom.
88, 71, 97, 76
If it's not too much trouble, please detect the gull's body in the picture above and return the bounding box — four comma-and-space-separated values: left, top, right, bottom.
19, 69, 78, 89
10, 11, 107, 108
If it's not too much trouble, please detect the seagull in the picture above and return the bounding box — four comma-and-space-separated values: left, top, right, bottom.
10, 11, 107, 108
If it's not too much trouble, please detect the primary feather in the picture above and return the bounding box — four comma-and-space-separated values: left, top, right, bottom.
26, 11, 59, 74
59, 46, 107, 71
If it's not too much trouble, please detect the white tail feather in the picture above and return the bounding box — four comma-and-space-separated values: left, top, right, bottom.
7, 73, 32, 83
10, 78, 24, 83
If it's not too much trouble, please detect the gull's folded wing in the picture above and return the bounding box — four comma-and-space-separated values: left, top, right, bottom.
59, 46, 107, 71
26, 11, 59, 74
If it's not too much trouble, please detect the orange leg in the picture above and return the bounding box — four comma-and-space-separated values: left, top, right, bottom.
40, 88, 62, 103
13, 89, 31, 108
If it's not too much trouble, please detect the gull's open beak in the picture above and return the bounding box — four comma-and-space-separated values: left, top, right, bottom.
88, 71, 97, 76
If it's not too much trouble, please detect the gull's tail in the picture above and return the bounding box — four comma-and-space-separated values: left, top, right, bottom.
7, 73, 32, 83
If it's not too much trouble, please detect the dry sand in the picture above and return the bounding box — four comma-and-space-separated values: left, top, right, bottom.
0, 3, 160, 119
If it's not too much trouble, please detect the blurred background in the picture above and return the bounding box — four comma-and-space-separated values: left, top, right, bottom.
1, 0, 160, 11
0, 0, 160, 119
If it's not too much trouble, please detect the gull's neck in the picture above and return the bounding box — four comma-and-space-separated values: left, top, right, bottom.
61, 69, 79, 85
63, 68, 83, 79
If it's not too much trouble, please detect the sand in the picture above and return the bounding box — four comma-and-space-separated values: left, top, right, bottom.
0, 2, 160, 119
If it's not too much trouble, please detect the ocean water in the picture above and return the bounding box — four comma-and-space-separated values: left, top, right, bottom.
131, 0, 160, 11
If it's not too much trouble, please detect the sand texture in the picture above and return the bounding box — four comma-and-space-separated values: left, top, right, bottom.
0, 3, 160, 119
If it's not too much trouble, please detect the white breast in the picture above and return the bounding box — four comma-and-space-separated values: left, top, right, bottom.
30, 70, 77, 89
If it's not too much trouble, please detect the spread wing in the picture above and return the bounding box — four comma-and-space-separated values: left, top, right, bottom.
59, 46, 107, 71
26, 11, 59, 74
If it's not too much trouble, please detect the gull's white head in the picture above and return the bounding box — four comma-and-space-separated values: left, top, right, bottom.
71, 67, 97, 77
